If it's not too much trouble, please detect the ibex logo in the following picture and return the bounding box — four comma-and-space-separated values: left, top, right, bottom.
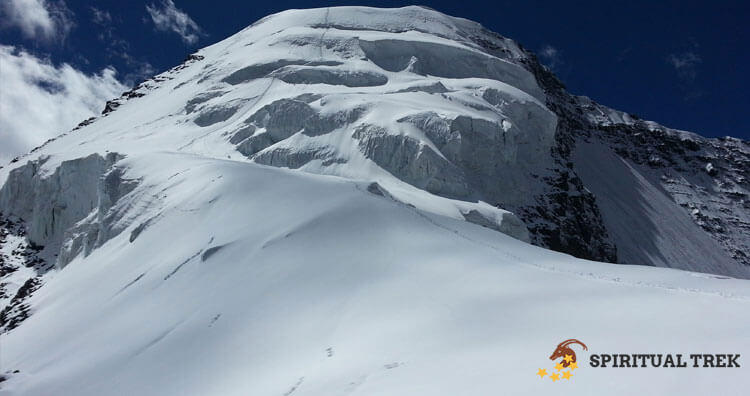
550, 339, 588, 367
537, 339, 587, 382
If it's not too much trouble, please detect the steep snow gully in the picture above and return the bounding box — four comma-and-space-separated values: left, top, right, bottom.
0, 6, 748, 396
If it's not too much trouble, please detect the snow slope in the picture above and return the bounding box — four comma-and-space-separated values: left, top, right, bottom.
1, 152, 749, 395
0, 5, 748, 395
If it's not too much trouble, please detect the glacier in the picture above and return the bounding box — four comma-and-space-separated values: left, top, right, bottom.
0, 6, 748, 395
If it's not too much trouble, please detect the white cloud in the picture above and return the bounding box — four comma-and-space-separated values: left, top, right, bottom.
0, 0, 74, 42
0, 45, 126, 164
145, 0, 203, 44
667, 50, 703, 100
90, 6, 111, 25
91, 6, 117, 44
538, 44, 561, 69
667, 51, 702, 81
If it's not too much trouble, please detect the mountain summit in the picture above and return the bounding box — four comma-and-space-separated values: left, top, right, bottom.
0, 6, 748, 395
3, 6, 747, 277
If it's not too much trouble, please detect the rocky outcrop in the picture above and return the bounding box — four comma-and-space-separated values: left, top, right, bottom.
521, 51, 748, 274
0, 213, 49, 333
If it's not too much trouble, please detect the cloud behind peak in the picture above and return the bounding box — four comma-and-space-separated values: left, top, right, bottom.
0, 0, 74, 42
145, 0, 203, 45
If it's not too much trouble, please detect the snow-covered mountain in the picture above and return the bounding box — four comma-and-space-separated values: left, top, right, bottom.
0, 6, 748, 395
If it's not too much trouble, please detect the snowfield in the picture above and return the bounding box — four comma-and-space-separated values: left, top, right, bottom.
0, 6, 748, 396
2, 153, 750, 395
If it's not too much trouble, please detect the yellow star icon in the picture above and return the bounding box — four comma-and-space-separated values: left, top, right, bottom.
568, 361, 579, 370
562, 370, 573, 380
536, 368, 547, 378
554, 362, 564, 371
563, 354, 573, 363
550, 372, 560, 382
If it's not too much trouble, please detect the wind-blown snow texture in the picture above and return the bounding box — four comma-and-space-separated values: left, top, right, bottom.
0, 6, 748, 395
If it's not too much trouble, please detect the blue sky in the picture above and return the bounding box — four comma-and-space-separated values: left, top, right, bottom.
0, 0, 747, 161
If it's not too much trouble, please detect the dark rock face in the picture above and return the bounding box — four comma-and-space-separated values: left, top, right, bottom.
517, 168, 618, 263
519, 52, 748, 274
0, 213, 50, 333
481, 59, 619, 264
0, 277, 41, 332
579, 121, 749, 269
